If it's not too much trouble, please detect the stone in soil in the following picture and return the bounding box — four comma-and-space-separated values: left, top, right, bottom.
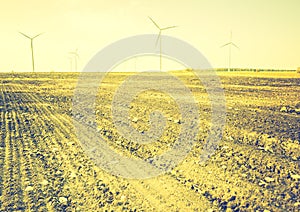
25, 186, 34, 192
59, 197, 68, 205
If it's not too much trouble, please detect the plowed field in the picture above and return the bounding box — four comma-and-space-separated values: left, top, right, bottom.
0, 71, 299, 211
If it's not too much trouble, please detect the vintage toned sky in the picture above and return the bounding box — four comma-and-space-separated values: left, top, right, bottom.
1, 0, 299, 71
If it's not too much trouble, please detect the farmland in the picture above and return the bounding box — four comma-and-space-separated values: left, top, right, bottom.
0, 71, 299, 211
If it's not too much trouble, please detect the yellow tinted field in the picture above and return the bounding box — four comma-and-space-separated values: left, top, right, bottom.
0, 71, 299, 211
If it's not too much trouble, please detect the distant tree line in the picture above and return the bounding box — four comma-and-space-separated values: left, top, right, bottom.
215, 68, 297, 72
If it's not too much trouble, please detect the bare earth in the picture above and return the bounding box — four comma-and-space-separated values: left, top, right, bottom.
0, 71, 299, 211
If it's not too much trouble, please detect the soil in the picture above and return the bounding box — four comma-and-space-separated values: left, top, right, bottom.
0, 71, 299, 211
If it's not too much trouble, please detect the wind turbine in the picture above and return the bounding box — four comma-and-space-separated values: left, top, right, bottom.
134, 57, 137, 72
19, 32, 43, 72
69, 49, 79, 71
148, 17, 177, 71
221, 31, 239, 72
68, 56, 73, 71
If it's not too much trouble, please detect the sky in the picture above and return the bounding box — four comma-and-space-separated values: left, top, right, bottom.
1, 0, 300, 72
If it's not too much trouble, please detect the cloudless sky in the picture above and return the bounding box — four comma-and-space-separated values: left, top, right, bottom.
1, 0, 300, 71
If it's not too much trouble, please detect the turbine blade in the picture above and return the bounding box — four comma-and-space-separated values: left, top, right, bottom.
161, 26, 177, 30
69, 52, 79, 58
231, 42, 239, 49
155, 31, 161, 46
33, 32, 43, 39
19, 32, 31, 39
148, 16, 160, 29
220, 42, 231, 48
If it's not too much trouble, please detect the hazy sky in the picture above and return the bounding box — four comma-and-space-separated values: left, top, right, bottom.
1, 0, 300, 71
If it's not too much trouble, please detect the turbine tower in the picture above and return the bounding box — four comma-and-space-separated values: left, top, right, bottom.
148, 17, 177, 71
68, 56, 73, 72
19, 32, 43, 72
221, 31, 239, 72
69, 49, 79, 71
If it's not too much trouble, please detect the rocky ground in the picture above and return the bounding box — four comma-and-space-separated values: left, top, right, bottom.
0, 71, 299, 211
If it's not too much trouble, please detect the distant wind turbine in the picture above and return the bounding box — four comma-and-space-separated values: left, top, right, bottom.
69, 49, 79, 71
134, 57, 137, 72
68, 56, 73, 72
19, 32, 43, 72
221, 31, 239, 72
149, 17, 177, 71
